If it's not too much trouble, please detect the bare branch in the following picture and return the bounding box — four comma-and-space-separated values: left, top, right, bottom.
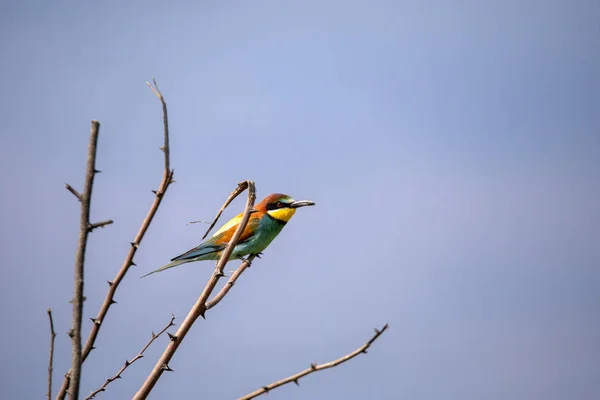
89, 220, 114, 232
201, 181, 253, 240
68, 120, 101, 400
65, 184, 82, 201
133, 181, 256, 400
47, 309, 56, 400
84, 315, 176, 400
146, 78, 170, 172
56, 81, 173, 400
205, 255, 255, 311
237, 324, 389, 400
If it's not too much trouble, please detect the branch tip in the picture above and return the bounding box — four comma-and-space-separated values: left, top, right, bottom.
65, 183, 83, 201
47, 309, 56, 400
89, 220, 114, 231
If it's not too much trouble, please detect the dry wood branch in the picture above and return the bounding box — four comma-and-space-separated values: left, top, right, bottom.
56, 81, 173, 400
68, 120, 101, 400
65, 184, 82, 201
238, 324, 389, 400
201, 181, 254, 240
132, 181, 256, 400
205, 255, 255, 311
47, 309, 56, 400
89, 220, 114, 232
146, 78, 170, 172
84, 315, 176, 400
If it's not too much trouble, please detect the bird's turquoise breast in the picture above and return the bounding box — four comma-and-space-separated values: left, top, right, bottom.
232, 214, 287, 257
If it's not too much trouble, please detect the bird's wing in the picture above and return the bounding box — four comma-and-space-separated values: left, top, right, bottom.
171, 213, 260, 261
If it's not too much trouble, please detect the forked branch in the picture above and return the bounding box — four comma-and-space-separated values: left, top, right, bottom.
84, 315, 176, 400
238, 324, 389, 400
56, 81, 173, 400
132, 181, 257, 399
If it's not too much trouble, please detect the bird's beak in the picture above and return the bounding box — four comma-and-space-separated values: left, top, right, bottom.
290, 200, 316, 208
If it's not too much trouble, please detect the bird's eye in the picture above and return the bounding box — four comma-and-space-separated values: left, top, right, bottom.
276, 202, 283, 208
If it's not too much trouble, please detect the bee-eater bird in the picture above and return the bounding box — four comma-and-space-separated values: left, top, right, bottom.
142, 193, 315, 277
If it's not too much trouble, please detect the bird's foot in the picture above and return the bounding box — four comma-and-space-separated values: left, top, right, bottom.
240, 253, 262, 266
240, 256, 251, 266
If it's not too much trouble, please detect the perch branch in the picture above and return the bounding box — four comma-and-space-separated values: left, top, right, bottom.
132, 181, 256, 400
205, 255, 255, 311
56, 80, 173, 400
84, 315, 176, 400
68, 120, 101, 400
201, 181, 254, 240
47, 309, 56, 400
238, 324, 389, 400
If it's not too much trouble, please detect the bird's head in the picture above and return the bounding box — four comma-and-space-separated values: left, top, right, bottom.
258, 193, 316, 223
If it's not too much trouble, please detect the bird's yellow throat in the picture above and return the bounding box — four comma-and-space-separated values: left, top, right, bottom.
267, 208, 296, 222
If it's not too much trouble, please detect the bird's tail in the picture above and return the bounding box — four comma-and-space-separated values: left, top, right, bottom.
140, 259, 191, 278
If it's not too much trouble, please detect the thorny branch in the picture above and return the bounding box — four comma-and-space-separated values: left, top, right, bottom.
67, 120, 102, 400
133, 181, 256, 400
238, 324, 389, 400
56, 80, 173, 400
84, 315, 176, 400
205, 255, 255, 311
47, 309, 56, 400
201, 181, 252, 240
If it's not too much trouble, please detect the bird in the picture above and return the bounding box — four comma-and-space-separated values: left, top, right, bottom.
141, 193, 315, 277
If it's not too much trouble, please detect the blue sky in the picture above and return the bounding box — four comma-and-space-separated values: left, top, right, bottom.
1, 1, 599, 399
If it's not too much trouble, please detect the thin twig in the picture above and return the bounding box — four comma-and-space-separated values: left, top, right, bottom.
84, 315, 176, 400
238, 324, 389, 400
201, 181, 253, 240
56, 81, 173, 400
146, 78, 170, 172
65, 184, 82, 201
89, 220, 114, 231
47, 309, 56, 400
132, 181, 256, 400
68, 120, 101, 400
